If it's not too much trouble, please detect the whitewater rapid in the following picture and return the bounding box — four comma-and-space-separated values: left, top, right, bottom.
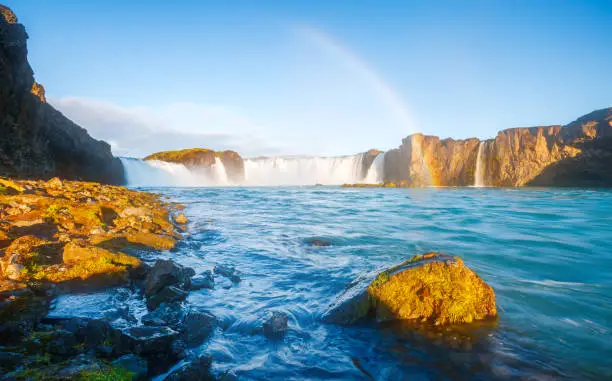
120, 153, 385, 187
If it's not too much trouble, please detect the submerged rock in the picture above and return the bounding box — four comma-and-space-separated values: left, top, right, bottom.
263, 311, 289, 339
213, 264, 241, 283
180, 310, 216, 347
323, 253, 497, 326
189, 270, 214, 290
305, 237, 331, 247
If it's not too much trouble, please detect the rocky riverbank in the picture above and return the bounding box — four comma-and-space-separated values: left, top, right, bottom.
0, 177, 221, 380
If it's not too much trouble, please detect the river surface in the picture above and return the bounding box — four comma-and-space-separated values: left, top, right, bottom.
51, 187, 612, 380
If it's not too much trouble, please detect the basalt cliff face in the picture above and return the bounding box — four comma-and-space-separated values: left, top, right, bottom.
0, 5, 124, 184
145, 148, 245, 182
382, 108, 612, 187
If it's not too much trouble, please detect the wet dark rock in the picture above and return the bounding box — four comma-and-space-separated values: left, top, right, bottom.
112, 354, 148, 381
55, 355, 106, 379
147, 285, 189, 310
145, 260, 193, 296
85, 319, 113, 348
142, 302, 186, 329
163, 355, 214, 381
189, 270, 214, 290
0, 350, 24, 371
51, 317, 114, 349
171, 339, 187, 360
47, 329, 78, 356
180, 310, 216, 347
0, 288, 49, 343
121, 326, 179, 356
263, 311, 289, 339
214, 265, 241, 283
305, 237, 331, 247
129, 261, 151, 281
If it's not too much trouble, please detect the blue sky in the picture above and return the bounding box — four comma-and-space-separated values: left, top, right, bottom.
6, 0, 612, 157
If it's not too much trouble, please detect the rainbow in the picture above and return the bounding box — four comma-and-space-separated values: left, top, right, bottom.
294, 25, 435, 185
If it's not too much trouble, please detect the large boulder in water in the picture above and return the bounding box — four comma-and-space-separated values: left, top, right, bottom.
323, 253, 497, 326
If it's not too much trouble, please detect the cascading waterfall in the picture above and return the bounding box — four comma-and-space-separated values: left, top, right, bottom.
212, 157, 229, 185
474, 142, 485, 187
120, 157, 224, 187
364, 152, 386, 183
243, 155, 364, 186
121, 154, 376, 187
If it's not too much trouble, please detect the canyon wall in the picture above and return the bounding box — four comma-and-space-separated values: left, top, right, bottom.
383, 108, 612, 187
0, 6, 124, 184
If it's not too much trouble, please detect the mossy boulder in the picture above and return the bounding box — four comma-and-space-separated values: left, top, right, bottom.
323, 253, 497, 326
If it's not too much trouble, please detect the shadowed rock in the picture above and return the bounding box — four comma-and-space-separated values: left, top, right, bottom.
323, 253, 497, 326
0, 6, 124, 184
163, 355, 214, 381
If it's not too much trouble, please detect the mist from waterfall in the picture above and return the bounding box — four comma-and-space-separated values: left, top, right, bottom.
120, 153, 383, 187
474, 142, 485, 187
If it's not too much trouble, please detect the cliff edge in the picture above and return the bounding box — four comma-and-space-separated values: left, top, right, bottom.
382, 108, 612, 187
0, 5, 124, 184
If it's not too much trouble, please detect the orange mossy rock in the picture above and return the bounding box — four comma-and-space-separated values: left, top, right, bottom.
174, 213, 188, 225
323, 253, 497, 326
0, 4, 17, 24
30, 81, 46, 102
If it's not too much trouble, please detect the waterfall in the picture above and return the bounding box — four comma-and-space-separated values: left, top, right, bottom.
121, 154, 371, 187
212, 157, 229, 185
120, 157, 223, 187
363, 152, 386, 183
243, 155, 364, 186
474, 142, 485, 187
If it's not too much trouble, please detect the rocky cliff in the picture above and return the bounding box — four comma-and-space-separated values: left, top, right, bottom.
0, 5, 124, 184
381, 108, 612, 187
145, 148, 245, 182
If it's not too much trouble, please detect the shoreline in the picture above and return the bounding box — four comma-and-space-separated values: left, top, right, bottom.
0, 176, 211, 380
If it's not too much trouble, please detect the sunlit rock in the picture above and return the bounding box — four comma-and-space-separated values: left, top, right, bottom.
323, 253, 497, 326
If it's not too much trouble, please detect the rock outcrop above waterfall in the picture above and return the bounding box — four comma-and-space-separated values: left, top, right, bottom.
359, 149, 383, 179
145, 148, 245, 182
0, 5, 124, 184
382, 108, 612, 187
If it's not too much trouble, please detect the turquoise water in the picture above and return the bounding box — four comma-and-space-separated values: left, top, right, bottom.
54, 187, 612, 380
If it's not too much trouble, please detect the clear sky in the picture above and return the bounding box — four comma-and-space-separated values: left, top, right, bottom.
6, 0, 612, 157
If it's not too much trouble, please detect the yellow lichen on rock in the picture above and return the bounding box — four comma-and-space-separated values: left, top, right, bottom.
0, 177, 184, 291
368, 254, 497, 325
323, 253, 497, 326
